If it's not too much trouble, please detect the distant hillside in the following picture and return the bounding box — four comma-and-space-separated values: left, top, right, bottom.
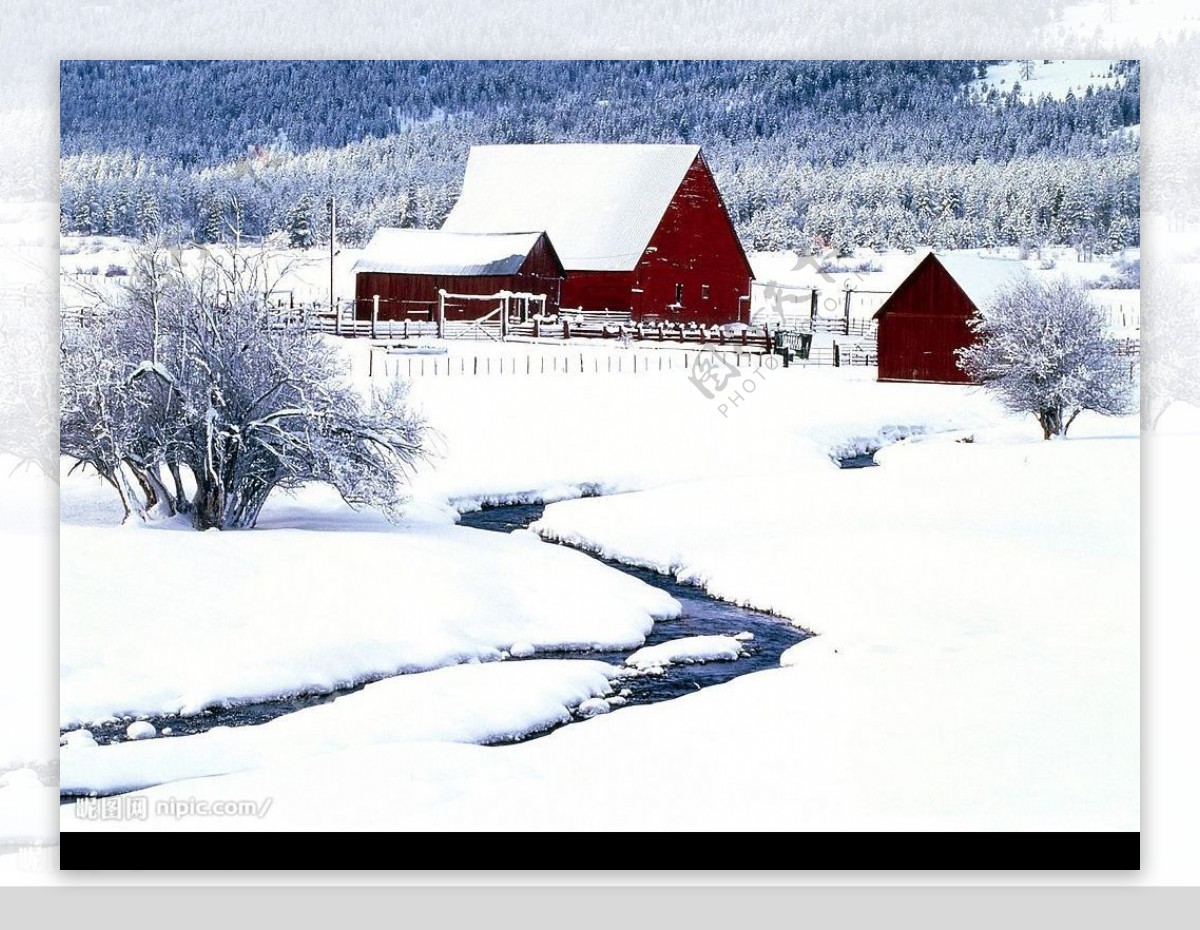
59, 59, 1140, 252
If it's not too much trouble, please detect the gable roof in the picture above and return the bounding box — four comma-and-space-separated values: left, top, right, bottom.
442, 144, 703, 272
934, 253, 1035, 309
352, 229, 557, 277
875, 252, 1035, 318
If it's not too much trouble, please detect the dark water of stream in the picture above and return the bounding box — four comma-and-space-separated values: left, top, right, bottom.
460, 503, 810, 709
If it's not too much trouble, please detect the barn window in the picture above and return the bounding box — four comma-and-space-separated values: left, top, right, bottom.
675, 283, 684, 303
701, 284, 710, 300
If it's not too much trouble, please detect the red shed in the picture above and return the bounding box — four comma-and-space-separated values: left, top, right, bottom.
874, 252, 1034, 384
441, 144, 753, 326
353, 228, 565, 322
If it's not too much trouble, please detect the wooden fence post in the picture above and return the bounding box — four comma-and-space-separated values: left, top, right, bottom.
372, 295, 380, 340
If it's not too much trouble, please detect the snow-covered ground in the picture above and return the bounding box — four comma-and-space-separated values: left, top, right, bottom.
61, 659, 621, 796
60, 339, 1139, 830
60, 488, 677, 727
975, 60, 1125, 102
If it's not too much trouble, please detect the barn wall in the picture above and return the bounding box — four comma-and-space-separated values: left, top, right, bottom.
559, 155, 752, 325
560, 270, 637, 312
876, 256, 978, 383
355, 270, 562, 321
518, 234, 565, 281
636, 155, 753, 326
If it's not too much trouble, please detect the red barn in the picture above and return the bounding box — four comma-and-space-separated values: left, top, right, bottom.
874, 252, 1034, 384
441, 144, 753, 326
353, 228, 564, 321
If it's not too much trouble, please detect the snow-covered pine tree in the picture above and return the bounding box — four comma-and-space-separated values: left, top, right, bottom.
286, 197, 315, 248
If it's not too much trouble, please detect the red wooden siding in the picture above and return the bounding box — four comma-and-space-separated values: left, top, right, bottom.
875, 255, 978, 384
560, 155, 753, 326
560, 270, 637, 313
355, 233, 564, 321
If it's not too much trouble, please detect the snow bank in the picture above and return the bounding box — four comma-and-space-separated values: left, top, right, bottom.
526, 418, 1139, 829
69, 419, 1137, 833
626, 635, 745, 670
388, 358, 1008, 524
60, 497, 678, 726
58, 325, 1136, 831
61, 659, 620, 797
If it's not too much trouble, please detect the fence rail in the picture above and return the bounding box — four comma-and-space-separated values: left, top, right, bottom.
368, 348, 776, 378
367, 341, 880, 378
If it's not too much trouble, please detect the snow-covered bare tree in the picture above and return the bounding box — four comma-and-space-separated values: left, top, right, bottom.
60, 243, 430, 529
956, 277, 1137, 440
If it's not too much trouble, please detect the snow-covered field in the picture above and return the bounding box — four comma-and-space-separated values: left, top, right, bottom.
975, 60, 1125, 102
60, 339, 1139, 831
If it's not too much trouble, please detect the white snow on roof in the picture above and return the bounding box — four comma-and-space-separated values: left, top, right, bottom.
353, 228, 547, 276
442, 144, 702, 272
935, 253, 1035, 309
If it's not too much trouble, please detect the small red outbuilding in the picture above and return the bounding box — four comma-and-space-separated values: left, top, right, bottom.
874, 252, 1034, 384
353, 228, 565, 322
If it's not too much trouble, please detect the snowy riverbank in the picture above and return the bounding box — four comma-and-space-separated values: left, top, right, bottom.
60, 352, 1138, 831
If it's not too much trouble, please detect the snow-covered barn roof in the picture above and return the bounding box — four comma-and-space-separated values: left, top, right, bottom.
934, 253, 1035, 309
875, 252, 1035, 318
353, 229, 551, 276
442, 144, 703, 272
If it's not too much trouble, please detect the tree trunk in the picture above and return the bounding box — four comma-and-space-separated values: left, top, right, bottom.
1039, 406, 1065, 440
191, 477, 226, 530
167, 461, 192, 513
127, 460, 176, 518
113, 463, 149, 523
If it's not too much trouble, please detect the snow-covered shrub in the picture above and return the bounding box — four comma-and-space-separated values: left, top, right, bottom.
60, 244, 430, 528
1093, 259, 1140, 290
956, 277, 1137, 440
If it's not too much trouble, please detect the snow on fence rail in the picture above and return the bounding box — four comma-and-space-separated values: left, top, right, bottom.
368, 348, 768, 378
366, 342, 877, 378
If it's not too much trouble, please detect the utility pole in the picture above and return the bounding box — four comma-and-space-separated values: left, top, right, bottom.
329, 196, 339, 336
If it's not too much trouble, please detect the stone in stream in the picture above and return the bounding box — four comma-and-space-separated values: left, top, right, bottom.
61, 729, 97, 749
576, 697, 612, 717
126, 720, 157, 740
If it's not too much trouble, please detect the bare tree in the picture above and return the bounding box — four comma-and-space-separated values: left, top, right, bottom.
60, 243, 429, 528
957, 277, 1137, 440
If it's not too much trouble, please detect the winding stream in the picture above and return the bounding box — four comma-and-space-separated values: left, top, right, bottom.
67, 501, 812, 753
